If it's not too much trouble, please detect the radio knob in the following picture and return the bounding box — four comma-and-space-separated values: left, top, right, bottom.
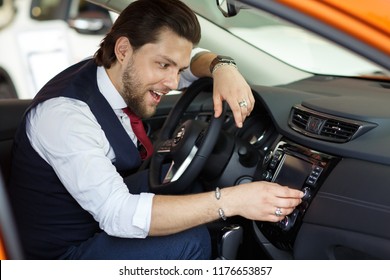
279, 209, 299, 231
302, 187, 312, 200
262, 170, 273, 181
279, 216, 293, 231
263, 151, 273, 166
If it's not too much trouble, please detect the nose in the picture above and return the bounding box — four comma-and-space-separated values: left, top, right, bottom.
163, 70, 180, 90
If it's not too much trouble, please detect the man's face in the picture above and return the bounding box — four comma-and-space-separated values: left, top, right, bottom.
120, 29, 193, 118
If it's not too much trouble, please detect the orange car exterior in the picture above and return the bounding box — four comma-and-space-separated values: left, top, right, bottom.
278, 0, 390, 56
1, 239, 6, 260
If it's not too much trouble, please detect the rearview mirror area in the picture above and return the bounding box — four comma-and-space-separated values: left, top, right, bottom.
216, 0, 239, 17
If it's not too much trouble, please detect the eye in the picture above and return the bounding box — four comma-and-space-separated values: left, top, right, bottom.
178, 67, 188, 74
159, 63, 169, 69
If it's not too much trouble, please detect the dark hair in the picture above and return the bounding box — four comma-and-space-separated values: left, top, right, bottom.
94, 0, 201, 68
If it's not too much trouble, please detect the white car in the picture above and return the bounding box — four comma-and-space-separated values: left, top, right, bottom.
0, 0, 115, 99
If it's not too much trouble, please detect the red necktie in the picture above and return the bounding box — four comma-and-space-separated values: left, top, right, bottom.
122, 107, 153, 160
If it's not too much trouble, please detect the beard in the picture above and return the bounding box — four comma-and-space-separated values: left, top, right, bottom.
121, 59, 157, 118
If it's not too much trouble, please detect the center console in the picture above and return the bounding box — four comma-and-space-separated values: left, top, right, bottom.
255, 139, 339, 250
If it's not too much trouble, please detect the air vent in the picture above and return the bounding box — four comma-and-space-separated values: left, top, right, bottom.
289, 105, 376, 143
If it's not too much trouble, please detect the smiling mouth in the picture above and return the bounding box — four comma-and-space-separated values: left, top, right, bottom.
150, 90, 164, 102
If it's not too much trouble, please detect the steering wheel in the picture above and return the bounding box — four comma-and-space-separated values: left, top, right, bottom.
149, 77, 227, 194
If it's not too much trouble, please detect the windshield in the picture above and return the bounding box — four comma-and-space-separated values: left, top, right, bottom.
205, 3, 389, 78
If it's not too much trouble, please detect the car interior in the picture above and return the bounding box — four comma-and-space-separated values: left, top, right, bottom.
1, 0, 390, 260
3, 73, 390, 260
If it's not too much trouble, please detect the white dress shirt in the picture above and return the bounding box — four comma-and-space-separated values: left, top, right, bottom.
26, 55, 201, 238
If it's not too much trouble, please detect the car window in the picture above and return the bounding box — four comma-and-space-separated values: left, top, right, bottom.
198, 2, 389, 78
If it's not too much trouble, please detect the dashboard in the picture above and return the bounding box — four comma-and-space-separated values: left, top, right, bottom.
250, 76, 390, 260
193, 75, 390, 259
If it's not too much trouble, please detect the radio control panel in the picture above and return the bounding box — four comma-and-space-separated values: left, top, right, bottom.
256, 140, 339, 250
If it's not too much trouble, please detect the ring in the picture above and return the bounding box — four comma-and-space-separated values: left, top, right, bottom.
238, 99, 248, 108
275, 207, 283, 217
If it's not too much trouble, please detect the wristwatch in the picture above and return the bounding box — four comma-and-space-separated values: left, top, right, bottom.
209, 55, 236, 74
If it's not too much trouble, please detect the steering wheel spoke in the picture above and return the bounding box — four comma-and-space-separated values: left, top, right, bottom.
170, 145, 198, 182
156, 139, 174, 153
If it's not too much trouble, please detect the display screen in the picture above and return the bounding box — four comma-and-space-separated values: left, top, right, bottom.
272, 154, 312, 190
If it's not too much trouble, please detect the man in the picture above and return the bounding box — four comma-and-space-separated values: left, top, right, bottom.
9, 0, 303, 259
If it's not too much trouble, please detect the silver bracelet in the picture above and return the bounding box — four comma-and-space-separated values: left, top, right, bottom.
215, 187, 222, 200
211, 62, 238, 75
215, 187, 227, 221
218, 208, 227, 221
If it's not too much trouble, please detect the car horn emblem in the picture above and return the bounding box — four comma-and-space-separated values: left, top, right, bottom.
173, 127, 185, 144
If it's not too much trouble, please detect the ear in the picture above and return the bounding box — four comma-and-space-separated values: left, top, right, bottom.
114, 37, 132, 63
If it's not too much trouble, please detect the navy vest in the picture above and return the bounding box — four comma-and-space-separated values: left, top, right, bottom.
9, 59, 142, 259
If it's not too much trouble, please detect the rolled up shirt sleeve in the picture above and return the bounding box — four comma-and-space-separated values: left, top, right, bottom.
100, 190, 154, 238
132, 193, 154, 236
178, 47, 210, 89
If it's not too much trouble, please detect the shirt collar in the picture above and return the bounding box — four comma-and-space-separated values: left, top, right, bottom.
96, 66, 127, 110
